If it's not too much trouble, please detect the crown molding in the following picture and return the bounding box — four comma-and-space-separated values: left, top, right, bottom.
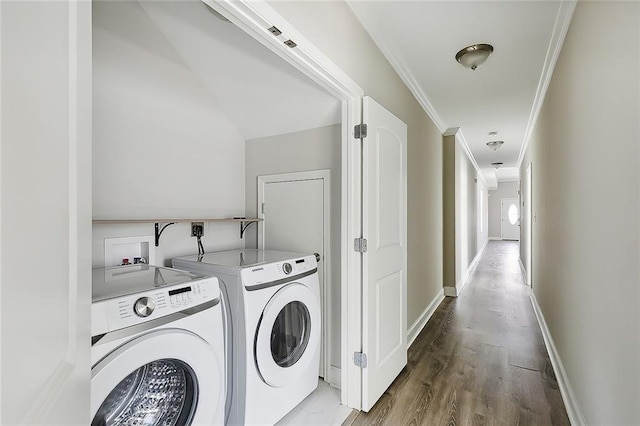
347, 3, 447, 134
517, 1, 577, 169
446, 127, 489, 188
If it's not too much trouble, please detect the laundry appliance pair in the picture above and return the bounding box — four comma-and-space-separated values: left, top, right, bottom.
173, 249, 322, 426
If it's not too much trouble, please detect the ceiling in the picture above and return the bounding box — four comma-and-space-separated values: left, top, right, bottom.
347, 1, 573, 184
95, 1, 341, 141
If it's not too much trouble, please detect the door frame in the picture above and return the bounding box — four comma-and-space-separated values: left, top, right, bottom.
501, 197, 520, 241
526, 163, 533, 287
207, 0, 365, 409
257, 170, 331, 382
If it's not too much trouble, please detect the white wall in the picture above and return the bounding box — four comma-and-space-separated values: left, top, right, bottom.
1, 1, 92, 423
456, 139, 488, 285
520, 2, 639, 424
92, 1, 246, 266
488, 181, 519, 239
244, 124, 342, 370
476, 179, 489, 255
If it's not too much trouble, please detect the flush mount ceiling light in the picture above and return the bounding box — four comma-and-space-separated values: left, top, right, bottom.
488, 131, 498, 136
486, 140, 504, 151
455, 43, 494, 71
491, 162, 503, 169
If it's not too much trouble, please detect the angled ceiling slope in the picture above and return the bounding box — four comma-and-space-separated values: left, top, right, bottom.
97, 0, 341, 141
347, 0, 576, 183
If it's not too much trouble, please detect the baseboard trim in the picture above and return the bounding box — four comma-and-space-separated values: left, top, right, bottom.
407, 289, 445, 347
458, 238, 488, 295
328, 366, 341, 389
444, 286, 457, 297
518, 257, 528, 285
489, 237, 501, 241
445, 239, 488, 297
530, 292, 586, 426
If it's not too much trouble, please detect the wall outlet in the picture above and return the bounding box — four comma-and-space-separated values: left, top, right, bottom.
191, 222, 204, 237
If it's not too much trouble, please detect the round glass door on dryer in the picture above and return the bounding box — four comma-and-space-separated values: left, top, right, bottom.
91, 329, 223, 426
255, 283, 321, 387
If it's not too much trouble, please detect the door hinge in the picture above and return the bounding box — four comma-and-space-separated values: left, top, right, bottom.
261, 203, 266, 214
354, 238, 368, 253
354, 352, 368, 368
354, 123, 368, 139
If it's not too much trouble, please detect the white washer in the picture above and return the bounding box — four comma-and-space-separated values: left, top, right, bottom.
91, 264, 226, 425
173, 249, 321, 426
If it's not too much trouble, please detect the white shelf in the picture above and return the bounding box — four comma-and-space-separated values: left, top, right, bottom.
92, 217, 263, 246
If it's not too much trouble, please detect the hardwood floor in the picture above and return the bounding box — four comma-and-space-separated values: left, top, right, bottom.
344, 241, 569, 426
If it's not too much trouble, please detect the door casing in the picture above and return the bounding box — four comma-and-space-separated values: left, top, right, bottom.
526, 163, 533, 286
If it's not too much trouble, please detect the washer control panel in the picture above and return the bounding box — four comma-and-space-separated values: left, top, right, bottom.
242, 254, 317, 289
91, 276, 220, 336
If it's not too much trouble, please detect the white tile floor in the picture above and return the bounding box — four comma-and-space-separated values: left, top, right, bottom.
276, 380, 353, 426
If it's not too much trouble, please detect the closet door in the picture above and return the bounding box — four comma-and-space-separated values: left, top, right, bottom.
361, 96, 407, 412
1, 1, 91, 424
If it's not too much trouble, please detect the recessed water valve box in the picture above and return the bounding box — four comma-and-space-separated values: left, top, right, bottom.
191, 222, 204, 237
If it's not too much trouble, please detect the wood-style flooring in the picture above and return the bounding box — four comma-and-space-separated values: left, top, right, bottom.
344, 241, 569, 426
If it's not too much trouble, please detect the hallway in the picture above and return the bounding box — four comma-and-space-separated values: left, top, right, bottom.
346, 241, 569, 425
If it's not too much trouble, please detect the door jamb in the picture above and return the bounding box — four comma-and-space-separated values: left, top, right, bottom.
256, 170, 332, 382
526, 163, 533, 287
207, 0, 365, 409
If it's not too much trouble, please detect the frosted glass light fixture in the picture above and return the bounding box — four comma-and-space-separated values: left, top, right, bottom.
486, 140, 504, 151
455, 44, 494, 70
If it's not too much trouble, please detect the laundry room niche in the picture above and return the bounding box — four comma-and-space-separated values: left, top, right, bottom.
92, 0, 340, 265
92, 0, 343, 383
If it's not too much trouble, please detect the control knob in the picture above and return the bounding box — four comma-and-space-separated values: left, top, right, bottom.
283, 263, 292, 275
134, 296, 155, 318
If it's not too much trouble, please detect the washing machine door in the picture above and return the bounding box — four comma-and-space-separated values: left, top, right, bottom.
255, 283, 321, 388
91, 329, 223, 425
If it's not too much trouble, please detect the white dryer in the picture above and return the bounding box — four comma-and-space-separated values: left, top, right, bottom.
173, 249, 321, 426
91, 264, 226, 425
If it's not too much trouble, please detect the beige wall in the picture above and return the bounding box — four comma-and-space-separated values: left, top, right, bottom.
520, 2, 639, 424
269, 1, 443, 328
443, 135, 456, 287
244, 124, 342, 369
488, 181, 519, 239
443, 133, 488, 292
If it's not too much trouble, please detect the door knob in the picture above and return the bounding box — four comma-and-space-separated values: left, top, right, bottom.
314, 253, 321, 262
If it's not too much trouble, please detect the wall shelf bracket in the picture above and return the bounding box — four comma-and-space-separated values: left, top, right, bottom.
238, 218, 258, 239
155, 222, 176, 247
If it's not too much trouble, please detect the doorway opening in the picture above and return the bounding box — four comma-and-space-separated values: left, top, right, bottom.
501, 198, 520, 241
92, 0, 365, 411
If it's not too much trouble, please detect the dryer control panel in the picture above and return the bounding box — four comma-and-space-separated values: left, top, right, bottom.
241, 254, 317, 289
91, 276, 220, 337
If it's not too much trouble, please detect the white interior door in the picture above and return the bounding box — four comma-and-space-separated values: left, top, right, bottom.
1, 1, 91, 423
257, 170, 329, 379
361, 96, 407, 412
501, 198, 520, 241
